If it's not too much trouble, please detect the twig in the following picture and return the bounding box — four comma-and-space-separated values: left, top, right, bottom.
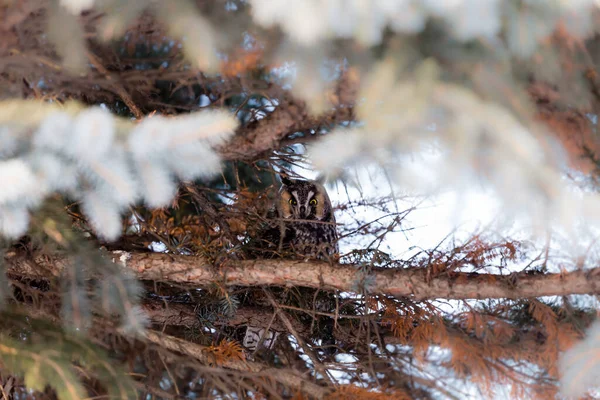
262, 288, 334, 385
144, 330, 329, 399
86, 50, 143, 119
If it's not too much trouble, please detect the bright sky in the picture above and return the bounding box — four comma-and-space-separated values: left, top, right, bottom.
299, 153, 504, 261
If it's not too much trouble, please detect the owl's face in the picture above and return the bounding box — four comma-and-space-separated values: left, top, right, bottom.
278, 178, 332, 221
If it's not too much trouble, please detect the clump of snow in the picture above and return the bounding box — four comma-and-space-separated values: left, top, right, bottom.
69, 107, 115, 161
0, 206, 29, 239
559, 320, 600, 398
59, 0, 95, 15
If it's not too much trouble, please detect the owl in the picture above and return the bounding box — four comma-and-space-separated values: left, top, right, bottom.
242, 177, 339, 353
252, 176, 339, 260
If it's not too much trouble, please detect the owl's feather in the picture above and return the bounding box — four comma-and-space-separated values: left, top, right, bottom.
242, 177, 339, 352
248, 177, 338, 260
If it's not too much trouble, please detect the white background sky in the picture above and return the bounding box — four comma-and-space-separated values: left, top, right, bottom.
300, 154, 504, 260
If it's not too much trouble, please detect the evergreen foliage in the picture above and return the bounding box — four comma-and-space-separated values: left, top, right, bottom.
2, 0, 600, 399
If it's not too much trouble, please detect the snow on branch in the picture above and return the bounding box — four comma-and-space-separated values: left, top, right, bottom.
310, 59, 600, 248
244, 1, 599, 115
49, 0, 220, 73
6, 249, 600, 301
559, 320, 600, 398
0, 100, 238, 240
249, 0, 596, 51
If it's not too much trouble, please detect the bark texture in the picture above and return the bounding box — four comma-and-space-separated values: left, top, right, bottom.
6, 249, 600, 300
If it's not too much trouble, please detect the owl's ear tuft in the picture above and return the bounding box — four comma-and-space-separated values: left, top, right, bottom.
280, 176, 294, 186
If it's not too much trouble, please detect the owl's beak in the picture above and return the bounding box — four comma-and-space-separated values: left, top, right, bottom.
299, 205, 306, 216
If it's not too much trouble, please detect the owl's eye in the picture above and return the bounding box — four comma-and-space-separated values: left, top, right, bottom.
309, 198, 318, 205
289, 198, 297, 205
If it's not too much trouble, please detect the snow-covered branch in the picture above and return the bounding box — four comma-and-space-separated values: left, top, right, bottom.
310, 59, 600, 247
0, 100, 238, 240
249, 0, 596, 52
50, 0, 220, 73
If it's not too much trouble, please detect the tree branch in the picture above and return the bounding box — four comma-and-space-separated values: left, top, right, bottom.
144, 330, 329, 399
143, 300, 310, 335
219, 98, 354, 162
263, 288, 334, 384
6, 250, 600, 300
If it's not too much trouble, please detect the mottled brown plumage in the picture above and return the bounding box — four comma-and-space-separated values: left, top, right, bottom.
252, 176, 338, 260
243, 176, 339, 352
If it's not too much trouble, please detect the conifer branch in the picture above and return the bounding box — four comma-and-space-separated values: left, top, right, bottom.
6, 250, 600, 300
85, 50, 143, 119
219, 98, 354, 161
262, 288, 334, 385
144, 301, 309, 334
144, 330, 329, 399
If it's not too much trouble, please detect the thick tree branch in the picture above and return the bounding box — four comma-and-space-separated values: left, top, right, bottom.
219, 99, 354, 162
219, 68, 357, 162
6, 250, 600, 300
